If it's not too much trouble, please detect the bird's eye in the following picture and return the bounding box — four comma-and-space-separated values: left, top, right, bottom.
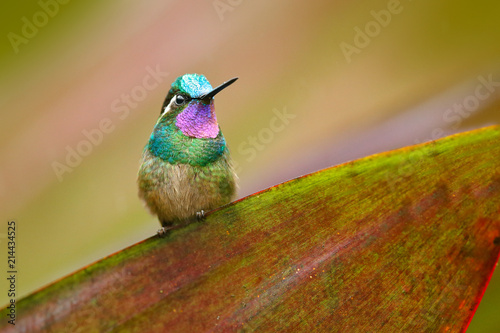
175, 95, 187, 106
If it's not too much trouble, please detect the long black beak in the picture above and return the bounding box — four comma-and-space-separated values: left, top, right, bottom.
200, 77, 238, 100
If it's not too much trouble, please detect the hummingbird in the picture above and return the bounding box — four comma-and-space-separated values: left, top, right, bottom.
137, 74, 238, 236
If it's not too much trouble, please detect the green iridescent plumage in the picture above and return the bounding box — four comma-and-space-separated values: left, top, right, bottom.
137, 74, 237, 230
147, 107, 226, 166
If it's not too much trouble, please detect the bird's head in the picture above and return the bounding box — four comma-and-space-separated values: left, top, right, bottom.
157, 74, 237, 139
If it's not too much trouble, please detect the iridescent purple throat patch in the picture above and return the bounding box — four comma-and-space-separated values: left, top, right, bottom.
176, 101, 219, 138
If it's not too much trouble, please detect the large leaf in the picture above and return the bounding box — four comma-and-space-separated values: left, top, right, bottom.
2, 126, 500, 332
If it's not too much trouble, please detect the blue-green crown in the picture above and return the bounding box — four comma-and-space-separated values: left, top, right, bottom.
173, 74, 213, 98
148, 73, 226, 166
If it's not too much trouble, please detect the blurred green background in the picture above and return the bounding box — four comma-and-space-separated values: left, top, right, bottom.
1, 1, 499, 331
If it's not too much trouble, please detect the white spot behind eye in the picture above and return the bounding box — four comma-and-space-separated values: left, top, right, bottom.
161, 95, 177, 116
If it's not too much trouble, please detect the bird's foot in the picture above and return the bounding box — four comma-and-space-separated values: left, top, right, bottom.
196, 210, 206, 221
157, 226, 173, 238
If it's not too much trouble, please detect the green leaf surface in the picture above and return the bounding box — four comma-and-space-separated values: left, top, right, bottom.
2, 126, 500, 332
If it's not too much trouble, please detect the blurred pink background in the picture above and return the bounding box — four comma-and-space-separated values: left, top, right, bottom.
1, 1, 499, 330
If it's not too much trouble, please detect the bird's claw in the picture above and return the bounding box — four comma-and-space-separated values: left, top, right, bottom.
196, 210, 206, 221
157, 226, 173, 238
